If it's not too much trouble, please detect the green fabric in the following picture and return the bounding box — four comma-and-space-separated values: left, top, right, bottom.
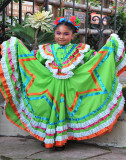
0, 35, 125, 147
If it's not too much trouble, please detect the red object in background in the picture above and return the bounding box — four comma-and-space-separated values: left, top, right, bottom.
90, 12, 108, 25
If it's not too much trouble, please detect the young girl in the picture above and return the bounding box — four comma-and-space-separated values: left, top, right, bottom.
0, 16, 126, 150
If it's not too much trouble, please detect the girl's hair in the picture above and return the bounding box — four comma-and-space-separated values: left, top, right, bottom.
54, 21, 78, 34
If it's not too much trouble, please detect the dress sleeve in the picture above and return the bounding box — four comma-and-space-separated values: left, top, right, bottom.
36, 49, 46, 64
83, 49, 96, 63
102, 34, 126, 77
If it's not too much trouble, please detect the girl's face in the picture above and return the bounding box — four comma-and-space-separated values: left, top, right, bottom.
54, 25, 75, 45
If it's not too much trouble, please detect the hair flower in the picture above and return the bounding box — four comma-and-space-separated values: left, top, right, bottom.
54, 16, 80, 33
59, 17, 66, 23
68, 16, 80, 28
75, 18, 80, 25
54, 17, 66, 26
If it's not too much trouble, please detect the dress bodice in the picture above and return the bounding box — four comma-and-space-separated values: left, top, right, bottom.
38, 43, 90, 79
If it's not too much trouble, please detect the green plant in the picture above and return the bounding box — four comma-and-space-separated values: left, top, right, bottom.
0, 0, 19, 9
110, 7, 126, 46
89, 0, 115, 7
6, 23, 55, 51
14, 0, 19, 2
89, 0, 101, 7
24, 10, 53, 49
86, 5, 126, 50
5, 11, 55, 50
0, 0, 9, 7
0, 155, 12, 160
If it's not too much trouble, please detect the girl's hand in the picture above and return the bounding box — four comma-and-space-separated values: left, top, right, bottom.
106, 36, 111, 43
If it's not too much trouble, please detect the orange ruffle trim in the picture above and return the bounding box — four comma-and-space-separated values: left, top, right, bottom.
45, 108, 124, 148
117, 65, 126, 77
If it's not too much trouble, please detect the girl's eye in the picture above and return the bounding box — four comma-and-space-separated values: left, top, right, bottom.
56, 32, 60, 35
64, 33, 69, 35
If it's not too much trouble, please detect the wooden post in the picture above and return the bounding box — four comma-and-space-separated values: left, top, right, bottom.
24, 0, 113, 14
80, 0, 85, 43
103, 0, 110, 8
19, 0, 22, 24
52, 5, 58, 19
100, 0, 110, 48
124, 1, 126, 12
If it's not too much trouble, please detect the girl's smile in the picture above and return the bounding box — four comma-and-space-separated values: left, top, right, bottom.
54, 25, 75, 45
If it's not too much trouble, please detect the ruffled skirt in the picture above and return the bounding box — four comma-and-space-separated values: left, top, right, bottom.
0, 35, 126, 148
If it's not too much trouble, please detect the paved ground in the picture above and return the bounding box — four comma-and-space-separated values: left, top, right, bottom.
119, 71, 126, 85
120, 71, 126, 77
0, 136, 126, 160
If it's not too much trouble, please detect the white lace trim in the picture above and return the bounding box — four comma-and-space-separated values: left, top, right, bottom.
2, 41, 123, 136
10, 37, 22, 93
46, 82, 123, 134
1, 37, 22, 109
39, 44, 90, 79
45, 97, 124, 142
4, 60, 123, 137
53, 71, 74, 79
1, 38, 124, 142
111, 33, 125, 62
1, 38, 46, 139
3, 101, 7, 110
61, 53, 84, 73
116, 55, 126, 74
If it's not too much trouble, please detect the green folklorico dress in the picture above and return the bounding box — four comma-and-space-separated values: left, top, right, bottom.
0, 34, 126, 148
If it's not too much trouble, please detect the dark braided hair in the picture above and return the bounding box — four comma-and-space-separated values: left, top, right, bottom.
54, 21, 78, 34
